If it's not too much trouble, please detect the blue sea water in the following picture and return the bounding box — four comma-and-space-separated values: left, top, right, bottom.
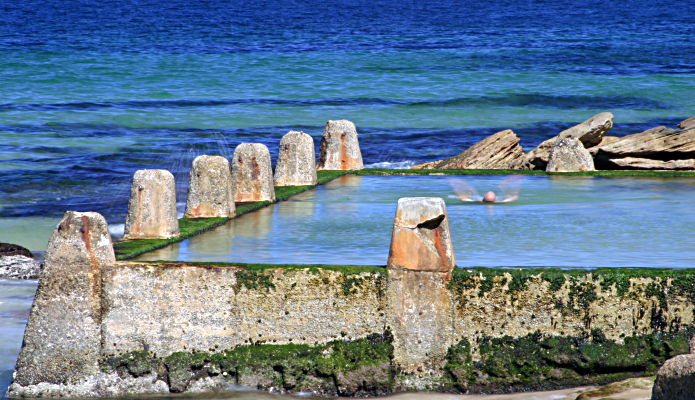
1, 0, 695, 251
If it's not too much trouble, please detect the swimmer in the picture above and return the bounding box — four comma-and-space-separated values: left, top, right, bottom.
448, 177, 521, 203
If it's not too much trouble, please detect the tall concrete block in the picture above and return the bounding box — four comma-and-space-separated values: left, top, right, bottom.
274, 131, 318, 186
13, 212, 115, 386
316, 120, 364, 171
231, 143, 276, 202
386, 198, 455, 377
124, 169, 180, 239
184, 155, 236, 218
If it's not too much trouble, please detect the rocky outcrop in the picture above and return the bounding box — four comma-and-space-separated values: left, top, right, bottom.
0, 242, 41, 279
124, 169, 180, 240
184, 155, 235, 218
592, 127, 695, 170
651, 354, 695, 400
274, 131, 318, 186
316, 120, 364, 171
678, 116, 695, 130
412, 129, 523, 170
546, 137, 595, 172
511, 112, 614, 170
387, 197, 455, 272
607, 157, 695, 170
12, 212, 115, 390
231, 143, 276, 203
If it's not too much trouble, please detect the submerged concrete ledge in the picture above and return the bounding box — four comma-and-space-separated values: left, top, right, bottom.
9, 260, 695, 397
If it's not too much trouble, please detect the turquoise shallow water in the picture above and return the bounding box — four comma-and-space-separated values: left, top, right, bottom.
138, 175, 695, 268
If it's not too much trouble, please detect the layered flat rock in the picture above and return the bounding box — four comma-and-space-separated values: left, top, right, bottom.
606, 157, 695, 170
511, 113, 614, 170
274, 131, 318, 186
387, 197, 455, 273
413, 129, 523, 170
652, 354, 695, 400
316, 120, 364, 171
594, 126, 695, 158
231, 143, 276, 202
678, 116, 695, 130
13, 211, 115, 387
546, 137, 595, 172
124, 169, 180, 240
184, 155, 235, 218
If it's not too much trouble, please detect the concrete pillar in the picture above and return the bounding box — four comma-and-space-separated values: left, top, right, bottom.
184, 155, 236, 218
316, 120, 364, 171
274, 131, 318, 186
231, 143, 276, 203
13, 211, 115, 386
386, 197, 456, 377
123, 169, 180, 239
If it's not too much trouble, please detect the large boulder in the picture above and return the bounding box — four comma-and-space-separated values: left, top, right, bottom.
412, 129, 524, 170
231, 143, 276, 202
13, 211, 115, 387
387, 197, 455, 272
124, 169, 180, 240
511, 112, 613, 170
184, 155, 235, 218
546, 137, 595, 172
316, 120, 364, 171
678, 116, 695, 130
274, 131, 318, 186
0, 242, 33, 258
651, 354, 695, 400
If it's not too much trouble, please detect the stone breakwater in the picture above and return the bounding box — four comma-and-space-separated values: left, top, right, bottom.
9, 205, 695, 398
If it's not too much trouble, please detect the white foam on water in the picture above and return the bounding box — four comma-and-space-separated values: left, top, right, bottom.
364, 160, 417, 169
109, 224, 125, 239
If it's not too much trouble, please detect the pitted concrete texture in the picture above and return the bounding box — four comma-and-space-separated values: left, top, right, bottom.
558, 112, 614, 147
546, 137, 595, 172
231, 143, 276, 202
274, 131, 318, 186
316, 120, 364, 171
387, 197, 455, 273
124, 169, 180, 239
100, 263, 386, 358
12, 211, 115, 387
387, 269, 454, 373
184, 155, 236, 218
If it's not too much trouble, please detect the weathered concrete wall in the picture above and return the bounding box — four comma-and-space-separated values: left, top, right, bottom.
10, 262, 695, 397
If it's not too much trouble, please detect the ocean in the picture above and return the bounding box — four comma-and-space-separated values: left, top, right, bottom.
0, 0, 694, 398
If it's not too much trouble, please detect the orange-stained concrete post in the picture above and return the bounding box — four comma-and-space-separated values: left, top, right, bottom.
124, 169, 180, 240
231, 143, 276, 203
386, 197, 456, 381
316, 120, 364, 171
184, 155, 236, 218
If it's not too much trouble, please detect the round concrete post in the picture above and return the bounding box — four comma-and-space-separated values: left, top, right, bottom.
13, 211, 115, 387
124, 169, 180, 239
316, 120, 364, 171
231, 143, 276, 203
184, 155, 236, 218
274, 131, 318, 186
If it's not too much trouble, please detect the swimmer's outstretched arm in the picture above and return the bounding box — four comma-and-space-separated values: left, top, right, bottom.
497, 195, 519, 203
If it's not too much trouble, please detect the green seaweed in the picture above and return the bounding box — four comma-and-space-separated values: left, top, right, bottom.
235, 270, 276, 292
441, 328, 695, 393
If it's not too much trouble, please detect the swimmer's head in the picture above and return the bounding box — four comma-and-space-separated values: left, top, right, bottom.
483, 191, 496, 202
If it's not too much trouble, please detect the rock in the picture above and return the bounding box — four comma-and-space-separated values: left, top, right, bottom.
184, 155, 235, 218
316, 120, 364, 171
606, 157, 695, 170
545, 137, 595, 172
274, 131, 318, 186
511, 113, 614, 170
410, 160, 442, 170
575, 376, 654, 400
678, 116, 695, 130
0, 255, 42, 279
387, 197, 455, 272
0, 242, 33, 258
594, 126, 695, 158
417, 129, 524, 170
557, 112, 614, 147
231, 143, 276, 202
651, 354, 695, 400
124, 170, 180, 240
13, 211, 115, 387
588, 135, 620, 154
690, 336, 695, 353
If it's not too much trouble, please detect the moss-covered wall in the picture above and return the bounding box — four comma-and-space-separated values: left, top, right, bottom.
101, 262, 388, 359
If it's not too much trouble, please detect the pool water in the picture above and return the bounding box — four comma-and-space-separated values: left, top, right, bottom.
137, 175, 695, 268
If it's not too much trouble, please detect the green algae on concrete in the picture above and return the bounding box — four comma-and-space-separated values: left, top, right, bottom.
101, 332, 394, 396
441, 328, 693, 394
